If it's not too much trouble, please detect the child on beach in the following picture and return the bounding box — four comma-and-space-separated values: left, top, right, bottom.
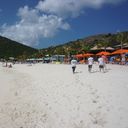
8, 64, 12, 68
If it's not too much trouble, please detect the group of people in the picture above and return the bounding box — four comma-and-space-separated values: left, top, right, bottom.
71, 55, 107, 73
87, 55, 107, 73
109, 53, 127, 65
2, 62, 13, 68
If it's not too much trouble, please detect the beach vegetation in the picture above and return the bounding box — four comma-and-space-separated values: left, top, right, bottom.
0, 31, 128, 60
0, 36, 37, 60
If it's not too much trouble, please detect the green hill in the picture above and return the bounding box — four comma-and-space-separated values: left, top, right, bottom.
1, 31, 128, 59
39, 31, 128, 56
0, 36, 38, 59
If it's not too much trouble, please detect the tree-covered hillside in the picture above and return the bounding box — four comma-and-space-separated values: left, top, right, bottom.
39, 31, 128, 56
0, 31, 128, 59
0, 36, 38, 59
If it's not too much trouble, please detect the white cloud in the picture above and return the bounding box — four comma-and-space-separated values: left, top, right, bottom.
0, 6, 70, 46
36, 0, 127, 18
0, 0, 127, 46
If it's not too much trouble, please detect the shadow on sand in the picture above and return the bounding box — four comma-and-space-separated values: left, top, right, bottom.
89, 69, 109, 73
89, 70, 98, 73
73, 71, 82, 74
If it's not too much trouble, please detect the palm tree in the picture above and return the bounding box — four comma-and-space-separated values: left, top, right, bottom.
97, 34, 111, 51
82, 45, 91, 53
116, 32, 128, 49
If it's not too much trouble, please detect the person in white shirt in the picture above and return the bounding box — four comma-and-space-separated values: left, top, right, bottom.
71, 58, 77, 73
88, 56, 94, 72
98, 56, 104, 72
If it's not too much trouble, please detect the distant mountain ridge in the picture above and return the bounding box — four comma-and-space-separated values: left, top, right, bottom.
0, 36, 37, 59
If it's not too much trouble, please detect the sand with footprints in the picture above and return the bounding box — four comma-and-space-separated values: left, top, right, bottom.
0, 63, 128, 128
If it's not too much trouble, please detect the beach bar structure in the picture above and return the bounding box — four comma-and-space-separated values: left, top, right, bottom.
51, 55, 65, 63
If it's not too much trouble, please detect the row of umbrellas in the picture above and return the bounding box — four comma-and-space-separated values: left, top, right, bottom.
75, 49, 128, 58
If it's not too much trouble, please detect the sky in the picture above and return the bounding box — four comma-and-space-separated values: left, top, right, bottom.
0, 0, 128, 49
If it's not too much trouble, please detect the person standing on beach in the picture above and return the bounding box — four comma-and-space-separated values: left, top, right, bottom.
98, 56, 104, 72
102, 54, 107, 70
71, 58, 77, 73
121, 53, 126, 65
88, 56, 94, 72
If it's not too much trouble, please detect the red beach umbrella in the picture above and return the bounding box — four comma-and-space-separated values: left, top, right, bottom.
96, 51, 110, 56
75, 54, 84, 58
83, 53, 94, 57
111, 49, 128, 55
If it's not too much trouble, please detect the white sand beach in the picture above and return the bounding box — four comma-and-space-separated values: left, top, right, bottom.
0, 63, 128, 128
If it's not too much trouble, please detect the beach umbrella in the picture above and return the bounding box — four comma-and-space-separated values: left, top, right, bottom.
96, 51, 110, 56
83, 53, 94, 57
91, 46, 114, 51
75, 54, 84, 58
111, 49, 128, 55
90, 45, 99, 50
9, 57, 14, 60
105, 47, 114, 50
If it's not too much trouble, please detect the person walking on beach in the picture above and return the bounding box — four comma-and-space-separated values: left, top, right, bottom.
98, 56, 104, 72
88, 56, 94, 72
71, 58, 77, 74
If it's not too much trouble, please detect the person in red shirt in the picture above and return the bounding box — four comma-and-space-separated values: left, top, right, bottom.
101, 54, 108, 70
